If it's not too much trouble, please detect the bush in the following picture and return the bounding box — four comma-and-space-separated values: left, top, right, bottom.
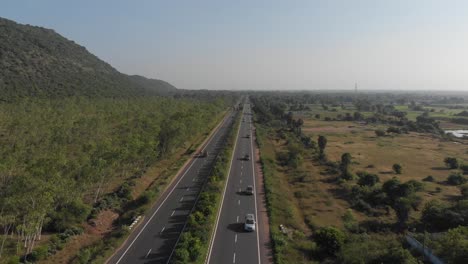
338, 234, 417, 264
459, 184, 468, 199
6, 256, 20, 264
421, 200, 466, 231
375, 129, 386, 137
387, 126, 402, 134
461, 164, 468, 174
77, 248, 91, 264
447, 173, 467, 185
48, 199, 91, 232
314, 226, 345, 256
392, 163, 402, 174
357, 171, 380, 187
423, 175, 434, 182
430, 226, 468, 263
444, 157, 459, 169
29, 245, 49, 261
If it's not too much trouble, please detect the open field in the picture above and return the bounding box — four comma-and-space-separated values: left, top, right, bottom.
301, 118, 468, 216
299, 103, 468, 130
255, 100, 468, 263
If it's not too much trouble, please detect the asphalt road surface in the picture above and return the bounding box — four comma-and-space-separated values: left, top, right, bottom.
108, 110, 237, 264
207, 103, 260, 264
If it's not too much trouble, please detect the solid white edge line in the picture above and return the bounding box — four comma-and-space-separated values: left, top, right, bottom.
113, 112, 230, 264
205, 104, 243, 264
249, 105, 261, 264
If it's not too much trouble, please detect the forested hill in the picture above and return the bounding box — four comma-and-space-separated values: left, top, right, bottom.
0, 17, 176, 101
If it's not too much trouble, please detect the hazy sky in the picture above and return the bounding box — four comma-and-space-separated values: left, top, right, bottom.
2, 0, 468, 90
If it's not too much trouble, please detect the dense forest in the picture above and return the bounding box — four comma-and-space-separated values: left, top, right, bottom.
0, 17, 176, 101
0, 96, 235, 260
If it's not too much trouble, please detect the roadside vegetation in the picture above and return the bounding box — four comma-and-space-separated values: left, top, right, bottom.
0, 95, 236, 263
252, 92, 468, 264
171, 106, 242, 264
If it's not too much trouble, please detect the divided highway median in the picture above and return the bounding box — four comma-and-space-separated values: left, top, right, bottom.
170, 108, 242, 264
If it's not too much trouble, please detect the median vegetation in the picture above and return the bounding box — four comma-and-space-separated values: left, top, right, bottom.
171, 108, 241, 264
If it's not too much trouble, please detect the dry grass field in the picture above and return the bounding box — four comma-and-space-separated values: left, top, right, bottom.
256, 110, 468, 263
301, 117, 468, 223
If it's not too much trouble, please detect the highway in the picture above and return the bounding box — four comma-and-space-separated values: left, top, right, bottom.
207, 102, 260, 264
108, 110, 237, 264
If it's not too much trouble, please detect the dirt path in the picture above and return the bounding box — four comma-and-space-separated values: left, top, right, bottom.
253, 125, 274, 264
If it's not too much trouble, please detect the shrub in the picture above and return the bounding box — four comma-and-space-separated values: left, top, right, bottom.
459, 184, 468, 199
375, 129, 386, 137
387, 126, 402, 134
48, 199, 91, 232
392, 163, 402, 174
357, 171, 380, 187
29, 245, 49, 261
430, 226, 468, 263
444, 157, 459, 169
461, 164, 468, 174
77, 248, 91, 264
421, 200, 466, 231
447, 173, 467, 185
423, 175, 434, 182
314, 226, 345, 256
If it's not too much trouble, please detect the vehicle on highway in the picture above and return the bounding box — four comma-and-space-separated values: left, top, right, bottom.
198, 150, 208, 157
245, 185, 254, 195
245, 134, 250, 138
244, 214, 256, 231
242, 154, 250, 160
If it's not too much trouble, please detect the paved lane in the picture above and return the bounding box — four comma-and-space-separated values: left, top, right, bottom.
207, 102, 260, 264
108, 111, 237, 264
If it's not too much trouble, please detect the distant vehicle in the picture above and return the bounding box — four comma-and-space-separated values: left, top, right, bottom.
244, 214, 256, 232
245, 185, 254, 195
242, 154, 250, 161
245, 134, 250, 138
198, 150, 208, 157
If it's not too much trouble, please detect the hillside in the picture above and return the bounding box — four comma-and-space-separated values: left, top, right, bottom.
0, 17, 176, 100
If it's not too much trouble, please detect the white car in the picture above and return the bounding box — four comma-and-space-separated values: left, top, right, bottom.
244, 214, 256, 232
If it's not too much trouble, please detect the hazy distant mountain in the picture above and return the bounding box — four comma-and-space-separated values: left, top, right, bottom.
0, 17, 176, 101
